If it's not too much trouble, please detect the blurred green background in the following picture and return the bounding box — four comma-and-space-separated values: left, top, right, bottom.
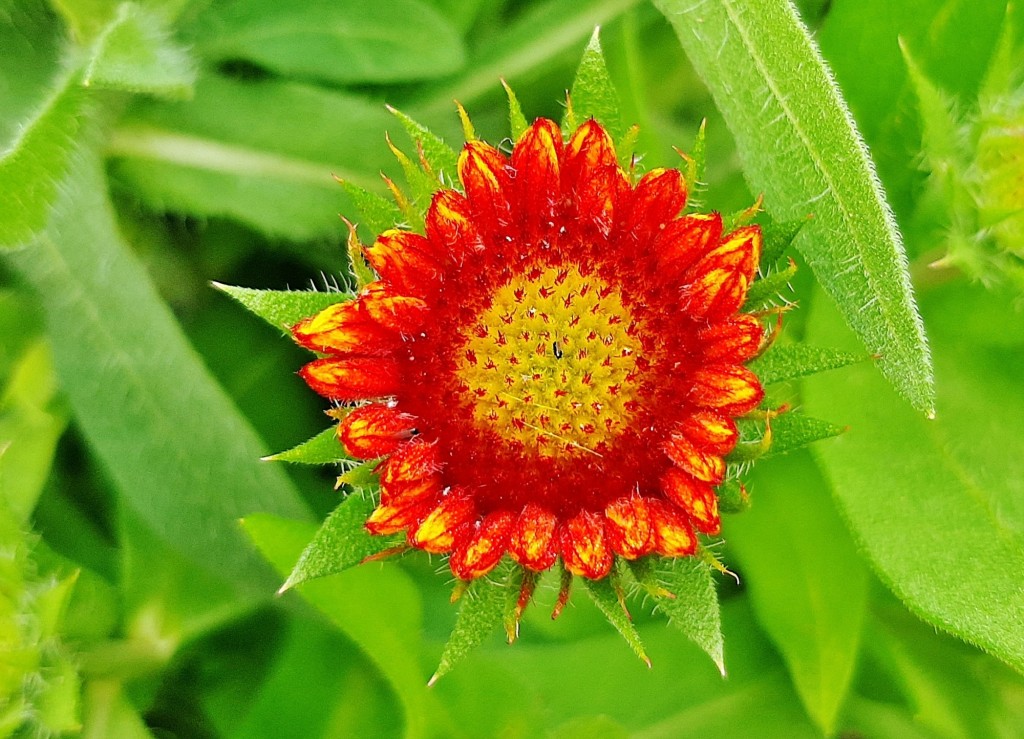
2, 0, 1023, 736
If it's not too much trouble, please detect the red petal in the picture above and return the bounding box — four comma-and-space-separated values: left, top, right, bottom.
654, 212, 723, 279
291, 300, 396, 356
509, 504, 559, 571
682, 226, 762, 320
511, 118, 562, 242
620, 168, 687, 246
299, 357, 401, 401
649, 500, 697, 557
604, 496, 656, 559
679, 410, 739, 456
425, 189, 484, 264
379, 440, 441, 489
409, 489, 476, 553
337, 404, 418, 459
450, 511, 515, 579
688, 364, 764, 416
561, 510, 613, 579
366, 487, 437, 536
660, 469, 721, 534
561, 120, 625, 236
458, 141, 513, 239
699, 314, 764, 363
360, 288, 428, 334
364, 230, 444, 298
663, 432, 726, 483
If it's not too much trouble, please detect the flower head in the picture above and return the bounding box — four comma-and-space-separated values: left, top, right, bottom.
293, 118, 765, 582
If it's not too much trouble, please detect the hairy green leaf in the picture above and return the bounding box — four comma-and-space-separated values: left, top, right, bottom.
280, 490, 402, 592
502, 80, 529, 140
108, 72, 394, 241
213, 283, 352, 332
565, 28, 623, 141
83, 2, 196, 98
804, 282, 1024, 674
0, 73, 83, 248
744, 259, 797, 310
4, 148, 308, 594
644, 557, 724, 674
431, 572, 509, 685
582, 574, 650, 666
337, 180, 403, 237
654, 0, 935, 414
264, 426, 349, 465
186, 0, 465, 85
389, 107, 460, 186
749, 343, 864, 386
764, 412, 845, 457
728, 451, 868, 735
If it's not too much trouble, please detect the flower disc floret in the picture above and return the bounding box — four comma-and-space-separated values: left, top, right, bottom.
293, 117, 765, 581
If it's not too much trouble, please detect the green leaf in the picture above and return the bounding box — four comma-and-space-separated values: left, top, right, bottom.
749, 343, 864, 386
642, 557, 724, 674
280, 490, 403, 593
337, 180, 402, 237
804, 281, 1024, 674
185, 0, 465, 85
653, 0, 935, 415
431, 572, 509, 685
565, 28, 624, 142
743, 259, 797, 310
213, 283, 353, 332
0, 72, 84, 248
764, 411, 845, 457
727, 450, 869, 735
582, 573, 650, 667
242, 513, 441, 739
388, 107, 460, 186
107, 72, 394, 241
82, 2, 196, 98
4, 146, 308, 596
760, 215, 810, 265
502, 80, 529, 141
0, 341, 66, 524
264, 426, 349, 465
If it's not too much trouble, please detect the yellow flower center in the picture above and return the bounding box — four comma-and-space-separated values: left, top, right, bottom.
454, 264, 642, 459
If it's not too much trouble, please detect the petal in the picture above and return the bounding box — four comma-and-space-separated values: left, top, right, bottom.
654, 212, 724, 279
511, 118, 562, 241
561, 510, 613, 579
664, 432, 726, 483
561, 120, 625, 236
649, 500, 698, 557
366, 493, 435, 536
360, 287, 428, 334
337, 404, 418, 459
682, 226, 762, 320
425, 189, 484, 264
660, 469, 721, 534
509, 504, 559, 571
291, 300, 396, 356
299, 357, 401, 401
364, 230, 444, 298
604, 496, 656, 559
699, 314, 764, 363
379, 440, 441, 490
409, 489, 476, 553
688, 364, 764, 416
450, 511, 515, 580
679, 410, 739, 456
621, 168, 687, 245
458, 141, 513, 239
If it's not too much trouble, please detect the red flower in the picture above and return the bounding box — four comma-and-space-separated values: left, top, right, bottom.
293, 118, 764, 581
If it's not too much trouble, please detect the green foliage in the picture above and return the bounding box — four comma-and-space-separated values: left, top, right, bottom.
565, 28, 625, 141
214, 283, 353, 332
264, 426, 349, 465
805, 281, 1024, 673
654, 0, 936, 415
749, 343, 864, 386
280, 490, 403, 592
432, 572, 510, 685
583, 572, 650, 666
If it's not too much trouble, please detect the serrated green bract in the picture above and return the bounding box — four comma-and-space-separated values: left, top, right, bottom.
654, 0, 935, 415
743, 260, 798, 311
83, 2, 196, 99
763, 412, 846, 458
565, 28, 624, 143
760, 215, 810, 266
280, 490, 403, 593
431, 570, 510, 684
214, 284, 353, 331
0, 74, 83, 249
749, 344, 864, 386
389, 107, 460, 187
635, 557, 725, 675
582, 573, 650, 666
264, 426, 350, 465
337, 180, 403, 237
502, 80, 529, 141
